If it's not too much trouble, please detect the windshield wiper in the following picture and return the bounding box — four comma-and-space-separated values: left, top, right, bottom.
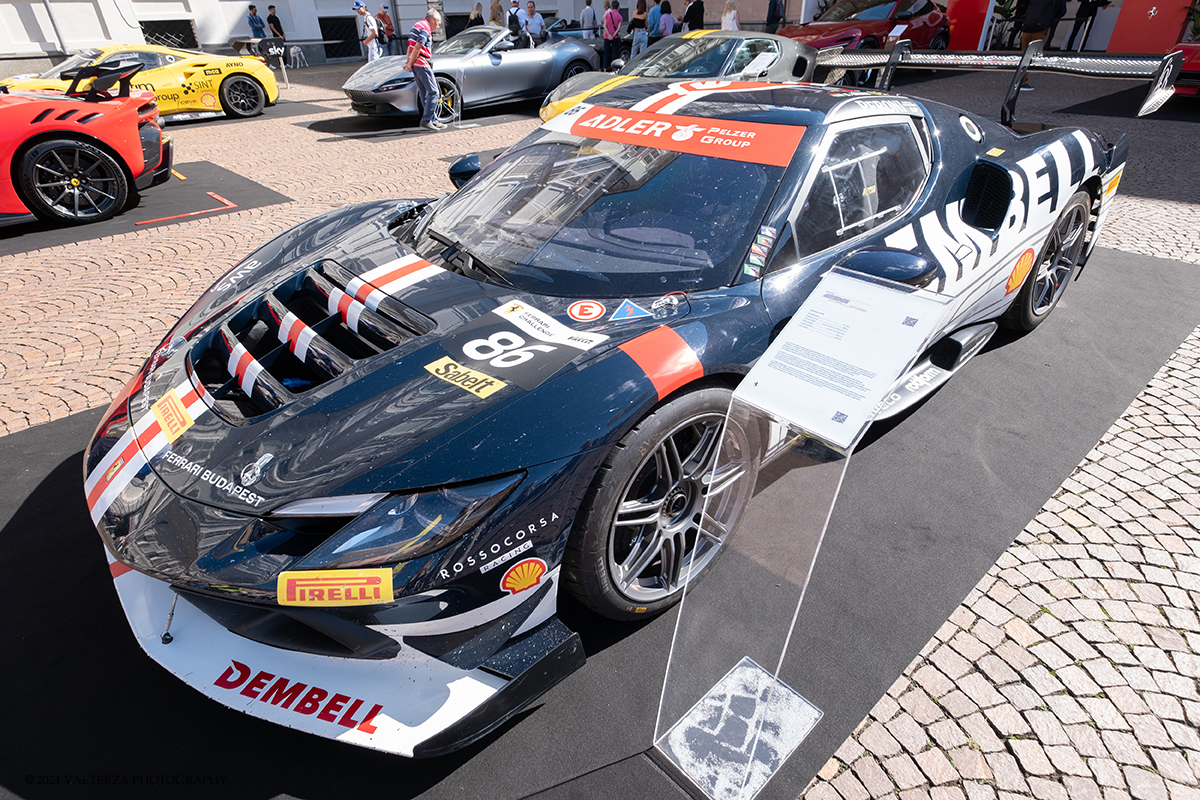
427, 229, 514, 288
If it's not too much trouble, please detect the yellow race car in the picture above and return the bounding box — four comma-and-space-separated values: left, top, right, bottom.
1, 44, 279, 121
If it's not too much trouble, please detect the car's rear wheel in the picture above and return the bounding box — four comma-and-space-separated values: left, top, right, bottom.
433, 76, 460, 125
17, 138, 130, 224
929, 30, 950, 50
562, 60, 591, 83
219, 74, 266, 118
562, 385, 759, 620
1000, 190, 1091, 331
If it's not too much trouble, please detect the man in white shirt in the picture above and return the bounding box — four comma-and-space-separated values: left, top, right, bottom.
524, 1, 545, 37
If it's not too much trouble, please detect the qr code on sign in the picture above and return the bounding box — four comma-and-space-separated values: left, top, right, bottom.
832, 411, 848, 423
902, 317, 918, 327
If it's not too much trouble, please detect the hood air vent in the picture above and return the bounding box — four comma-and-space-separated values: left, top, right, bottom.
190, 260, 434, 421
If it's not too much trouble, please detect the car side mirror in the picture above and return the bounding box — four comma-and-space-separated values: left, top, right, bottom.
610, 58, 626, 70
837, 246, 938, 288
449, 153, 481, 188
493, 39, 515, 52
895, 10, 914, 19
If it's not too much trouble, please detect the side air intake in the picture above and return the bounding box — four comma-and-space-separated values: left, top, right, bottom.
962, 161, 1012, 231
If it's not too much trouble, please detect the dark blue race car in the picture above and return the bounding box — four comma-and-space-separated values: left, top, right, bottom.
84, 49, 1176, 756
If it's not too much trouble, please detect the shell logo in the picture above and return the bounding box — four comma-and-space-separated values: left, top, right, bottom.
500, 558, 547, 595
1005, 248, 1036, 295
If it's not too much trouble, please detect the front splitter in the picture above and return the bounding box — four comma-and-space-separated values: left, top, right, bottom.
106, 554, 585, 757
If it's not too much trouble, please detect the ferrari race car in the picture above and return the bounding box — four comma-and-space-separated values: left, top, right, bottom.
86, 45, 1179, 756
1, 44, 279, 121
541, 30, 818, 121
0, 64, 172, 224
342, 24, 600, 125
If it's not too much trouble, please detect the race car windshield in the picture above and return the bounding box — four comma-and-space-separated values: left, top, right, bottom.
40, 50, 103, 79
818, 0, 897, 21
624, 37, 738, 77
420, 128, 782, 297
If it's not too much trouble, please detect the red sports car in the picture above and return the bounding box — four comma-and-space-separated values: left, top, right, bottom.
1172, 41, 1200, 96
777, 0, 948, 53
0, 63, 172, 225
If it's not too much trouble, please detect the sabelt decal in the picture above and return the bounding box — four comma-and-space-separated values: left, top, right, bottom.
560, 105, 804, 167
500, 558, 547, 594
151, 389, 194, 443
277, 568, 395, 607
424, 356, 508, 398
619, 326, 704, 401
84, 377, 210, 525
1005, 248, 1037, 295
441, 300, 609, 391
212, 660, 384, 733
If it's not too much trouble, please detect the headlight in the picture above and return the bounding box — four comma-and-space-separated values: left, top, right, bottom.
286, 473, 523, 570
376, 79, 413, 92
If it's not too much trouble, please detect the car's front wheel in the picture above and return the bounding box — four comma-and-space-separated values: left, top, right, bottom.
219, 74, 266, 118
17, 138, 130, 224
1001, 190, 1091, 331
562, 385, 759, 620
433, 76, 460, 125
562, 60, 592, 83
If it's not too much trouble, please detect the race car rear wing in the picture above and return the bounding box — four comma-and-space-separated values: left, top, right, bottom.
60, 62, 145, 103
815, 40, 1183, 127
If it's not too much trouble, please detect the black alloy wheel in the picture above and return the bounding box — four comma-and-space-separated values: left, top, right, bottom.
219, 74, 266, 118
1001, 190, 1092, 331
17, 139, 130, 224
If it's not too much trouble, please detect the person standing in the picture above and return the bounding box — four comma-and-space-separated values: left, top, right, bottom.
247, 4, 267, 37
658, 0, 675, 37
647, 0, 662, 45
404, 8, 444, 130
355, 0, 382, 61
376, 5, 398, 54
1017, 0, 1061, 88
468, 2, 486, 26
267, 5, 285, 39
765, 0, 781, 33
629, 0, 648, 58
581, 0, 598, 39
682, 0, 704, 32
721, 0, 738, 29
1065, 0, 1109, 50
524, 1, 546, 40
489, 0, 505, 24
602, 0, 624, 69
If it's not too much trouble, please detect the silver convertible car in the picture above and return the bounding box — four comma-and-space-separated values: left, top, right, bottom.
342, 25, 600, 124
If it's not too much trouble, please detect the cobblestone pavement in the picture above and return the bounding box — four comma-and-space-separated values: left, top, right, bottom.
0, 64, 1197, 799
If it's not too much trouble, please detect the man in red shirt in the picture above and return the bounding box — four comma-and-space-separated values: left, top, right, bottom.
376, 4, 398, 55
403, 9, 444, 130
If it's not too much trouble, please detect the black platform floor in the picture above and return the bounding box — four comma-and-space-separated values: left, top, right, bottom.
0, 246, 1196, 800
0, 161, 292, 256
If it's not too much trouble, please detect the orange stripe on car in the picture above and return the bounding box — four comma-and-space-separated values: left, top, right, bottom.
619, 326, 704, 400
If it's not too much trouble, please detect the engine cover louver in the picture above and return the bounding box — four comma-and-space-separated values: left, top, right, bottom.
189, 260, 433, 421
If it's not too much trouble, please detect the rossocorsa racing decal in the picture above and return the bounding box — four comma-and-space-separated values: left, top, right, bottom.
85, 379, 210, 525
545, 100, 805, 167
440, 300, 610, 392
619, 326, 704, 400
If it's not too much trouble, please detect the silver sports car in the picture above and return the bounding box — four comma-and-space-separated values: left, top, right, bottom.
342, 25, 600, 124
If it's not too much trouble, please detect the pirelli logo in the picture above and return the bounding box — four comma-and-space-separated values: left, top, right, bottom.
151, 389, 193, 443
277, 568, 394, 607
424, 356, 507, 398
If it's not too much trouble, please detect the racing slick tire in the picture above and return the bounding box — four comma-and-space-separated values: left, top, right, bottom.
562, 384, 759, 621
219, 74, 267, 118
1000, 190, 1091, 332
17, 138, 130, 224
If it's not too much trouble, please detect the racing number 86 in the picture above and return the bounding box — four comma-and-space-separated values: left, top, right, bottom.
462, 332, 556, 368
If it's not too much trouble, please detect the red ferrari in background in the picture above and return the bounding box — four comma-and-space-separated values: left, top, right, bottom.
778, 0, 948, 52
1172, 41, 1200, 96
0, 63, 172, 225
